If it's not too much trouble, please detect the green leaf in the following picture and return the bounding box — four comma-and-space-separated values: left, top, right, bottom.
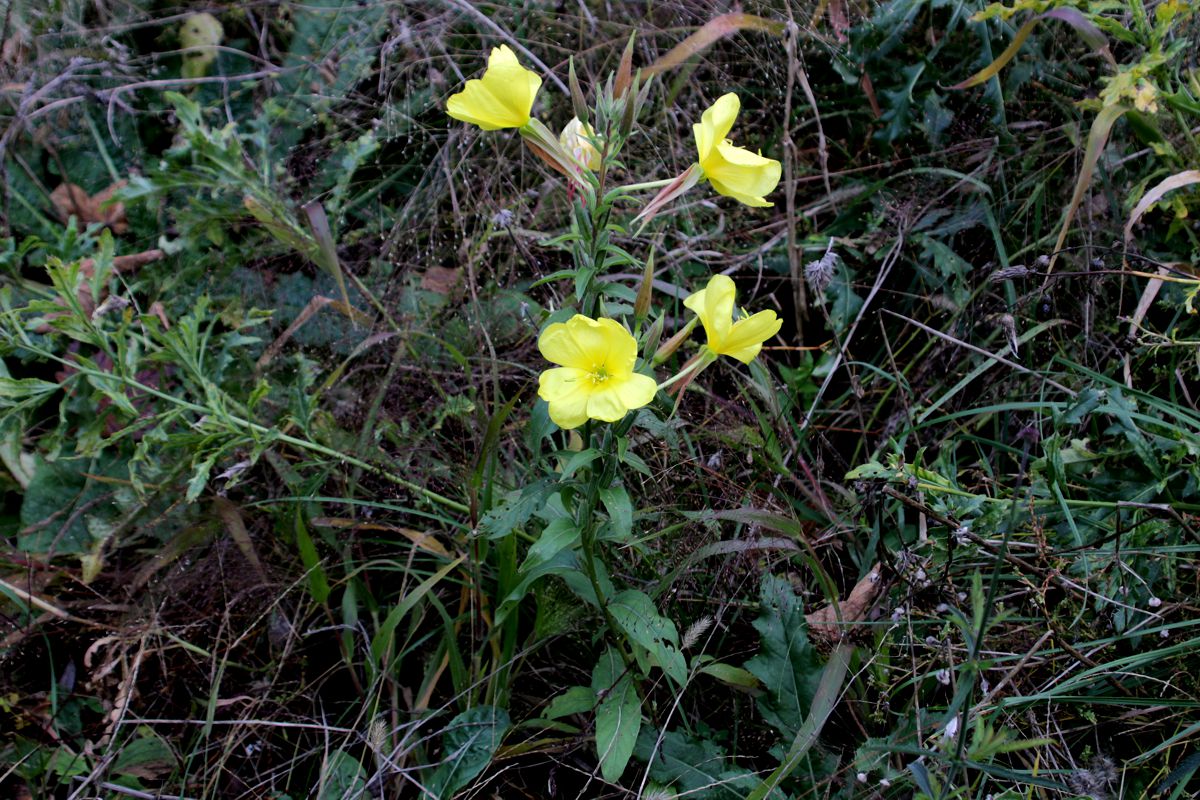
744, 575, 823, 737
599, 484, 633, 541
698, 661, 762, 689
318, 749, 367, 800
746, 643, 852, 800
521, 517, 580, 571
634, 727, 758, 799
185, 453, 217, 503
480, 479, 555, 539
293, 509, 331, 604
427, 706, 511, 798
19, 455, 122, 555
0, 376, 60, 407
542, 685, 596, 720
592, 647, 641, 784
608, 589, 686, 684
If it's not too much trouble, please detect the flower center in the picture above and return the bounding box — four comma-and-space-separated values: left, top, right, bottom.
589, 364, 610, 385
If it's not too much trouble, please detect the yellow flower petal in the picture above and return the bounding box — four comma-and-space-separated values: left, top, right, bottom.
692, 93, 740, 163
684, 274, 735, 349
560, 117, 602, 171
683, 276, 780, 364
704, 142, 782, 207
690, 92, 780, 207
611, 372, 658, 410
544, 383, 590, 429
446, 45, 542, 130
538, 367, 589, 401
721, 310, 782, 364
535, 314, 656, 429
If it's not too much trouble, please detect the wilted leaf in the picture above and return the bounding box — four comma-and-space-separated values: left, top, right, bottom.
421, 266, 463, 296
804, 564, 886, 641
1124, 170, 1200, 247
50, 181, 128, 234
645, 13, 785, 77
949, 10, 1113, 91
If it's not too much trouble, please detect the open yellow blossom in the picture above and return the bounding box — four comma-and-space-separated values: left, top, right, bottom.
538, 315, 657, 429
693, 93, 781, 207
559, 117, 602, 171
684, 274, 782, 364
446, 45, 542, 130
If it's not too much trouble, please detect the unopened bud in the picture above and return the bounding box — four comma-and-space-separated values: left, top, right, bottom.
642, 315, 664, 359
634, 251, 655, 320
619, 72, 640, 138
614, 33, 635, 99
568, 57, 589, 125
653, 316, 698, 365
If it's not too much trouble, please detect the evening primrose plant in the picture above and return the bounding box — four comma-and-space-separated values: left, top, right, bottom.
446, 39, 781, 782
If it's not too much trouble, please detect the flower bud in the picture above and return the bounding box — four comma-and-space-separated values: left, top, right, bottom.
568, 57, 589, 125
633, 250, 655, 320
559, 117, 601, 172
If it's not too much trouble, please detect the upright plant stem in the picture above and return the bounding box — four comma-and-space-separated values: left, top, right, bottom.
576, 423, 635, 671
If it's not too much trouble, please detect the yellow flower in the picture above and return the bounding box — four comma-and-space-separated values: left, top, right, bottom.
684, 274, 782, 364
538, 315, 657, 429
446, 45, 542, 130
1133, 81, 1159, 114
559, 117, 602, 171
693, 93, 782, 207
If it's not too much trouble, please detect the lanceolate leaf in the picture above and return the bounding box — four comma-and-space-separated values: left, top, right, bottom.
1124, 170, 1200, 246
644, 13, 785, 77
746, 643, 853, 800
1046, 103, 1129, 276
592, 647, 641, 783
950, 9, 1113, 91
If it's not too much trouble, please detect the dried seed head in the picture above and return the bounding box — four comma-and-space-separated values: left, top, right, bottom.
805, 242, 839, 294
681, 616, 713, 650
989, 264, 1031, 282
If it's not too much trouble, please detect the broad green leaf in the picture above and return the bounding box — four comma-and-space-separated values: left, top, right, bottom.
598, 484, 632, 541
480, 479, 555, 539
427, 706, 510, 799
521, 517, 580, 571
746, 643, 853, 800
744, 575, 823, 737
698, 662, 762, 689
634, 727, 758, 799
542, 685, 596, 720
592, 647, 641, 784
609, 590, 687, 685
318, 749, 366, 800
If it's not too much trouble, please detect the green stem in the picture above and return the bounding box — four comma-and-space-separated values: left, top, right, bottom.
576, 424, 635, 671
611, 177, 676, 193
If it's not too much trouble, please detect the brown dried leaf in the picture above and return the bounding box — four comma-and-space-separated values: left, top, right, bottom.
644, 13, 785, 77
420, 265, 463, 296
805, 564, 885, 641
50, 180, 128, 234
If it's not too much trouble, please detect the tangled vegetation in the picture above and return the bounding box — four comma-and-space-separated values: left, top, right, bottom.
2, 1, 1199, 798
